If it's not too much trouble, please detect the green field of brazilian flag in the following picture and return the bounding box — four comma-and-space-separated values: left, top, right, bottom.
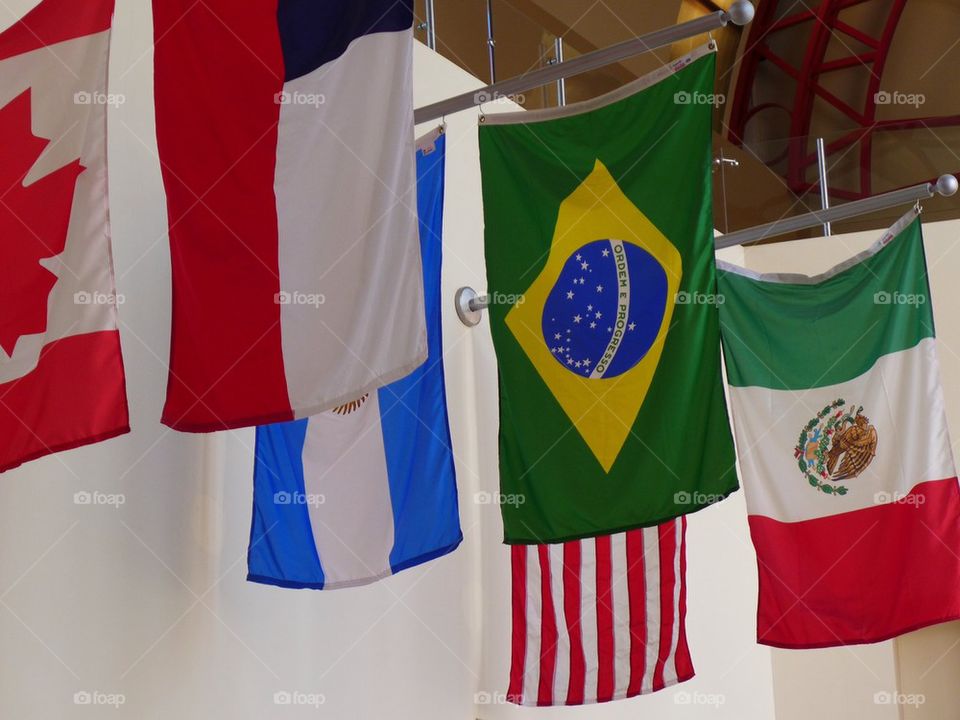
480, 46, 738, 544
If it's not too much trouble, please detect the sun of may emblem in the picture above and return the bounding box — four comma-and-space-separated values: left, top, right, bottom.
794, 400, 878, 496
331, 394, 369, 415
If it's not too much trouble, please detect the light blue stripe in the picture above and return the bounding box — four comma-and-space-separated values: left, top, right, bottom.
380, 133, 462, 573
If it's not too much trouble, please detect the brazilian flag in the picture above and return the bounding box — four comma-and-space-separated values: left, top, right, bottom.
480, 45, 738, 544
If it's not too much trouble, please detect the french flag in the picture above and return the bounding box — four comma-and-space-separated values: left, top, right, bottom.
153, 0, 425, 432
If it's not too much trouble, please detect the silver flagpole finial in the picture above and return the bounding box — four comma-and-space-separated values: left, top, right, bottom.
936, 174, 959, 197
726, 1, 755, 26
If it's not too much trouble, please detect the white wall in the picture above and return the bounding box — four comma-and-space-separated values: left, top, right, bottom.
743, 216, 960, 720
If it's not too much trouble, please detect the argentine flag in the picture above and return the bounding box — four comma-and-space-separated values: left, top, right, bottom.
248, 130, 461, 590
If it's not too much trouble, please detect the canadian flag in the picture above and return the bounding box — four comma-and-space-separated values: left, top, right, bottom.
0, 0, 128, 473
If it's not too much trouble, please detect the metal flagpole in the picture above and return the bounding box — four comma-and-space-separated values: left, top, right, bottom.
554, 36, 566, 107
414, 0, 756, 125
715, 175, 959, 249
455, 175, 959, 326
816, 137, 831, 236
424, 0, 437, 51
486, 0, 496, 84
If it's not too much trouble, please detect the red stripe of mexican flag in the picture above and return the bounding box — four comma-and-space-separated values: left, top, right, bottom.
718, 210, 960, 648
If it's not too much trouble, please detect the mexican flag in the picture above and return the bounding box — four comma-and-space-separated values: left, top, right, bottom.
480, 44, 737, 544
718, 210, 960, 648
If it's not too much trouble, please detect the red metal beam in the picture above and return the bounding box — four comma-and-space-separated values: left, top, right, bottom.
726, 0, 781, 145
833, 19, 880, 48
727, 0, 960, 202
755, 45, 800, 79
819, 52, 877, 72
787, 0, 843, 189
859, 0, 908, 195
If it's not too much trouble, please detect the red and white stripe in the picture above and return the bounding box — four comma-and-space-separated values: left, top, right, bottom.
507, 518, 694, 706
0, 0, 129, 473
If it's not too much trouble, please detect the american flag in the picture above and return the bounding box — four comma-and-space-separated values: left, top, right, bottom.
507, 518, 693, 706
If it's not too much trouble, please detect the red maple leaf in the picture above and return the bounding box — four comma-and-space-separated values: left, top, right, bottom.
0, 89, 83, 356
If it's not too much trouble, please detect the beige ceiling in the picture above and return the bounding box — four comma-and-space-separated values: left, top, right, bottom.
414, 0, 960, 237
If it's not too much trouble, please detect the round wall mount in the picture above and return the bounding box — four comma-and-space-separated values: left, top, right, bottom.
455, 286, 484, 327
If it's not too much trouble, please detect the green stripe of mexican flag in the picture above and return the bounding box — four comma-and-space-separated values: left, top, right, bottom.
719, 211, 934, 391
717, 210, 960, 649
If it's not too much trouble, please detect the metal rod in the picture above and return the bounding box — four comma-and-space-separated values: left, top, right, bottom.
816, 137, 831, 236
554, 36, 566, 107
715, 174, 959, 249
469, 295, 490, 312
414, 1, 756, 125
486, 0, 496, 84
454, 174, 957, 326
425, 0, 437, 51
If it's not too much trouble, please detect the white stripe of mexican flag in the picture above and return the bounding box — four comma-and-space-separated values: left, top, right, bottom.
730, 337, 955, 522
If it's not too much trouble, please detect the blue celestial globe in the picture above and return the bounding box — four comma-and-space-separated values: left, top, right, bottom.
541, 239, 668, 379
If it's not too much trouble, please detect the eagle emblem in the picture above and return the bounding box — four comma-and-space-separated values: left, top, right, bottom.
331, 394, 369, 416
794, 400, 878, 496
